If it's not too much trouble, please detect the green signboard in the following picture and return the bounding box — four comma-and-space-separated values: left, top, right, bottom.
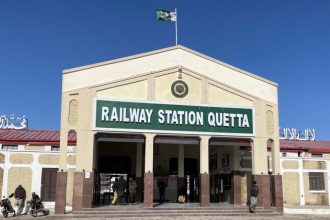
94, 99, 254, 136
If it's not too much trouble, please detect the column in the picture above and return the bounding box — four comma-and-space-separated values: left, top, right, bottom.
199, 136, 210, 207
251, 138, 271, 209
55, 171, 68, 214
136, 143, 143, 202
56, 130, 69, 214
178, 144, 184, 196
230, 146, 241, 204
144, 133, 155, 208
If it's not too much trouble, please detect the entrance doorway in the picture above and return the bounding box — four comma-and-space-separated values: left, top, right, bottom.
41, 168, 58, 201
154, 136, 200, 203
93, 133, 145, 206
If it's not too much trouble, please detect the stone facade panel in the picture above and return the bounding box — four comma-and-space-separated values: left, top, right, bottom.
39, 154, 59, 165
10, 154, 33, 164
282, 160, 299, 169
283, 172, 300, 205
303, 160, 327, 170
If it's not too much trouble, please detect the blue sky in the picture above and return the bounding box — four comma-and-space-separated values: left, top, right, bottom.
0, 1, 329, 140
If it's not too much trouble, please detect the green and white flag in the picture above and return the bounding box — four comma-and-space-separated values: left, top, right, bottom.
156, 9, 177, 22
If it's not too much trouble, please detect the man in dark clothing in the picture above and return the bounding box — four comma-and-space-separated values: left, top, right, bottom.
157, 177, 167, 203
23, 192, 40, 215
14, 185, 26, 215
117, 176, 127, 205
249, 181, 259, 213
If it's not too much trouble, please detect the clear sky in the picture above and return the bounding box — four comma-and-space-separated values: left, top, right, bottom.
0, 1, 329, 140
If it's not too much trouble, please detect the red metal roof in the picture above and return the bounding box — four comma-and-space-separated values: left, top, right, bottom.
0, 129, 329, 153
0, 129, 76, 145
280, 139, 330, 153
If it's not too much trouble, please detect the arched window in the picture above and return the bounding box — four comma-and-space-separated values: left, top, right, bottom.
68, 99, 78, 125
266, 110, 274, 136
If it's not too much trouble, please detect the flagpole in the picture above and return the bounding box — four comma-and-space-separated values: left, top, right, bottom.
175, 8, 178, 46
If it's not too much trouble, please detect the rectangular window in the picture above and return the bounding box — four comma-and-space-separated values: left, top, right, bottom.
309, 172, 325, 191
311, 153, 322, 158
1, 145, 18, 150
51, 146, 60, 151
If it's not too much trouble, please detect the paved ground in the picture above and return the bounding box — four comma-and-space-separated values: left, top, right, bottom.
1, 214, 329, 220
1, 203, 330, 219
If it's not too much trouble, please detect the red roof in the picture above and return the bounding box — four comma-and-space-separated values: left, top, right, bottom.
0, 129, 76, 145
0, 129, 329, 153
280, 139, 330, 153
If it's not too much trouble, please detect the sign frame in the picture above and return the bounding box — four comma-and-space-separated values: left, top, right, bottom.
93, 97, 255, 137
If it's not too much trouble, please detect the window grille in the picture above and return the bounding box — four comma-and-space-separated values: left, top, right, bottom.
309, 172, 325, 190
1, 145, 18, 150
51, 146, 60, 151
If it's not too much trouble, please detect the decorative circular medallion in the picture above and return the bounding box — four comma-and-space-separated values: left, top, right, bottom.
171, 80, 189, 98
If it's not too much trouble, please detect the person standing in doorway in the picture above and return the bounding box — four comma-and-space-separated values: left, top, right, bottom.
117, 176, 127, 205
14, 184, 26, 216
111, 178, 118, 205
249, 180, 259, 213
128, 177, 137, 204
157, 177, 167, 204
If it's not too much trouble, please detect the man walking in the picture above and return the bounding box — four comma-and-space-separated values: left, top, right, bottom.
249, 180, 259, 213
14, 185, 26, 215
117, 176, 127, 205
128, 177, 137, 204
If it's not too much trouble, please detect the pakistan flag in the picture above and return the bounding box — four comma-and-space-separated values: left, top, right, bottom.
156, 9, 177, 22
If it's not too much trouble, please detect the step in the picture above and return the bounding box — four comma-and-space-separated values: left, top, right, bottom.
46, 213, 281, 220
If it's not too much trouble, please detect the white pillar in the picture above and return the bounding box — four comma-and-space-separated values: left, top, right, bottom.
178, 144, 184, 177
251, 138, 268, 174
200, 136, 210, 174
298, 159, 305, 205
136, 143, 143, 177
144, 134, 155, 173
31, 153, 42, 195
2, 151, 10, 197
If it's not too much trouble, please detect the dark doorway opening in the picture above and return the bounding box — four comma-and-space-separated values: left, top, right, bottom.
93, 133, 145, 207
169, 158, 199, 202
41, 168, 58, 201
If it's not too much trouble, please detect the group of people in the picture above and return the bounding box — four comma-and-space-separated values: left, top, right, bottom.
5, 185, 43, 216
110, 176, 168, 205
111, 176, 137, 205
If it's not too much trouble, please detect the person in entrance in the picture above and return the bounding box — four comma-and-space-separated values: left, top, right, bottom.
117, 176, 127, 205
249, 181, 259, 213
157, 177, 167, 204
111, 178, 118, 205
128, 177, 137, 205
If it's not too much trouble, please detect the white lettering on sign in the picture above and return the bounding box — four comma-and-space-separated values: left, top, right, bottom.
102, 107, 153, 124
207, 112, 249, 128
280, 128, 316, 141
0, 114, 28, 130
101, 106, 251, 128
158, 110, 204, 126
